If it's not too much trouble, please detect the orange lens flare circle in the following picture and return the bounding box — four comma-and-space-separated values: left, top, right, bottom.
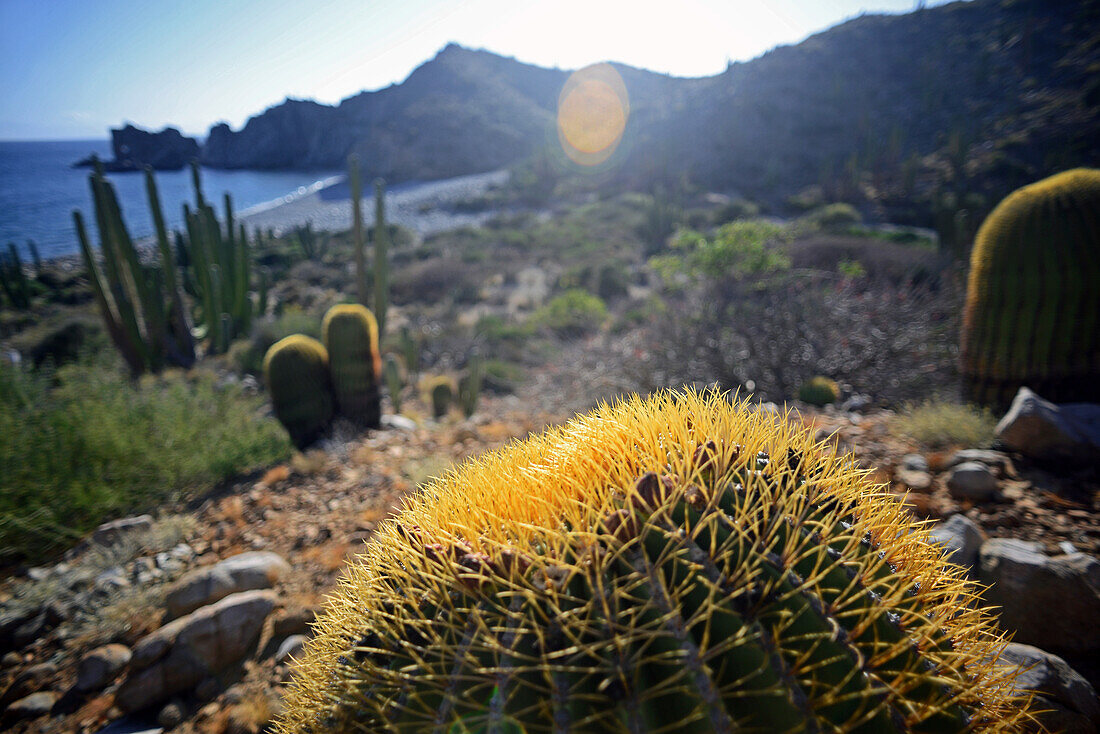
557, 63, 629, 166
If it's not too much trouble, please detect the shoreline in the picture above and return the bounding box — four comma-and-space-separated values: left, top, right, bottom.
240, 169, 510, 237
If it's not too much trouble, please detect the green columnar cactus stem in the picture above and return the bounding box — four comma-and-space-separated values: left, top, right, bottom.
0, 243, 31, 309
383, 354, 404, 414
27, 240, 42, 279
399, 326, 419, 379
373, 178, 390, 339
458, 355, 482, 418
263, 335, 335, 449
322, 304, 382, 428
349, 155, 368, 307
75, 166, 193, 374
179, 166, 253, 355
279, 391, 1034, 733
961, 168, 1100, 407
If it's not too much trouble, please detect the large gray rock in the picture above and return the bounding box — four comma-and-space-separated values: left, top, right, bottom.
945, 449, 1014, 477
165, 551, 289, 619
979, 539, 1100, 655
928, 514, 984, 571
945, 462, 999, 501
91, 125, 199, 172
999, 643, 1100, 733
76, 643, 132, 692
116, 590, 277, 712
996, 387, 1100, 464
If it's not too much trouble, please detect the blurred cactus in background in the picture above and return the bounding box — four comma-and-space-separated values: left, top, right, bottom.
263, 334, 335, 449
322, 303, 382, 428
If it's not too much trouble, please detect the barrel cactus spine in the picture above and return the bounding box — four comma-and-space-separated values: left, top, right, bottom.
263, 335, 334, 449
322, 303, 382, 428
961, 168, 1100, 408
279, 390, 1033, 733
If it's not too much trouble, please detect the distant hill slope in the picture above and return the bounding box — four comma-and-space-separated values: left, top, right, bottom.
124, 0, 1097, 218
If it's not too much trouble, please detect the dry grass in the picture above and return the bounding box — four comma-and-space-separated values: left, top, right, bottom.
892, 400, 997, 449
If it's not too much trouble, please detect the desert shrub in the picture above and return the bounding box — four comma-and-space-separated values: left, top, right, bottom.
892, 400, 996, 449
786, 236, 944, 285
651, 221, 791, 282
529, 289, 608, 338
0, 352, 291, 561
235, 308, 322, 375
481, 359, 524, 394
797, 202, 862, 231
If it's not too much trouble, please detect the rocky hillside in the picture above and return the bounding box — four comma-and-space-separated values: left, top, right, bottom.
103, 0, 1099, 219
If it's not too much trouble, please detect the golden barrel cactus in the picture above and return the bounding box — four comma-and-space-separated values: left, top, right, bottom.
279, 391, 1032, 732
262, 335, 334, 450
961, 168, 1100, 408
322, 304, 383, 428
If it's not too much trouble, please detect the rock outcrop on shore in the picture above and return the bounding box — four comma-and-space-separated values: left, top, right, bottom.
75, 125, 199, 172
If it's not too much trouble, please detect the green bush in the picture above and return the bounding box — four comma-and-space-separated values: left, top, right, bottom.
892, 400, 996, 449
797, 202, 862, 231
234, 307, 321, 375
529, 289, 608, 338
651, 221, 791, 282
0, 353, 291, 561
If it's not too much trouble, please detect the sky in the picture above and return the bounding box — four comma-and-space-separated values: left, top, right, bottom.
0, 0, 946, 141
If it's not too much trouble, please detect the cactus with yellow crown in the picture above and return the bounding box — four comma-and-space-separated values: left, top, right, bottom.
278, 390, 1032, 733
961, 168, 1100, 408
263, 335, 334, 449
322, 304, 383, 429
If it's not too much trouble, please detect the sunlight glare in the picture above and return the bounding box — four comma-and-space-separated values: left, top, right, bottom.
556, 63, 629, 166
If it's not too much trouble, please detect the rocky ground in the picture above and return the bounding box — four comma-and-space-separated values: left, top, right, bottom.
1, 353, 1098, 733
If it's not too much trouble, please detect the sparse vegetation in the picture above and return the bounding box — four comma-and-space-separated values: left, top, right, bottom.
892, 400, 997, 449
0, 352, 291, 561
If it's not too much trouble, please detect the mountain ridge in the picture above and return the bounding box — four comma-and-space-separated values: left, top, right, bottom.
97, 0, 1100, 224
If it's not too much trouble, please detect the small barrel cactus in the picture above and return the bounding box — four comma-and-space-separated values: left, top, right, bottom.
383, 354, 404, 414
961, 168, 1100, 408
279, 391, 1032, 733
424, 375, 455, 419
797, 375, 839, 406
262, 335, 334, 449
322, 304, 382, 428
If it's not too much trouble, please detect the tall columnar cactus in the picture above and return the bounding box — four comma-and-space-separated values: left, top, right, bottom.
74, 163, 195, 374
373, 178, 390, 339
322, 304, 382, 428
349, 155, 368, 307
280, 391, 1032, 733
180, 160, 253, 355
0, 243, 32, 309
961, 168, 1100, 408
263, 335, 334, 449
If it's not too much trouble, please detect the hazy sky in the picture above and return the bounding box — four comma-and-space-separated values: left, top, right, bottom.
1, 0, 944, 141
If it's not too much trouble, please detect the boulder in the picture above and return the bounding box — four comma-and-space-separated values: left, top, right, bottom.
3, 691, 60, 722
92, 515, 153, 548
979, 539, 1100, 655
165, 551, 289, 619
927, 514, 983, 571
999, 643, 1100, 733
945, 449, 1014, 477
116, 590, 277, 712
899, 453, 928, 472
894, 468, 932, 491
76, 643, 132, 692
996, 387, 1100, 464
944, 462, 999, 501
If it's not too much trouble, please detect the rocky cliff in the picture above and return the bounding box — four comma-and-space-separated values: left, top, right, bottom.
76, 124, 200, 172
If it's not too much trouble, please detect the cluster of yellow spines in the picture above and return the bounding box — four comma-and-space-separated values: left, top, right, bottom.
279, 390, 1033, 732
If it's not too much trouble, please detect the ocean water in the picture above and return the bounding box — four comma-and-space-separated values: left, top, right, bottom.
0, 140, 340, 260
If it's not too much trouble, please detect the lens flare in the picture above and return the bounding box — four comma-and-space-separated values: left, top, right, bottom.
557, 63, 629, 166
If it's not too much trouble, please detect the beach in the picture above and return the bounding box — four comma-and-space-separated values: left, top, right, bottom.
240, 169, 510, 236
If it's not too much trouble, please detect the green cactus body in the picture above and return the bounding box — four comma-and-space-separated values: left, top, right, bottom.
383, 354, 404, 414
349, 155, 368, 307
263, 335, 334, 449
798, 375, 839, 406
961, 168, 1100, 408
280, 391, 1033, 733
458, 355, 483, 418
322, 304, 382, 428
373, 178, 390, 338
426, 376, 454, 419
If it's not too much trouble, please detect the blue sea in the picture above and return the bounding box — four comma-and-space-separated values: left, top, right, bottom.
0, 140, 340, 260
